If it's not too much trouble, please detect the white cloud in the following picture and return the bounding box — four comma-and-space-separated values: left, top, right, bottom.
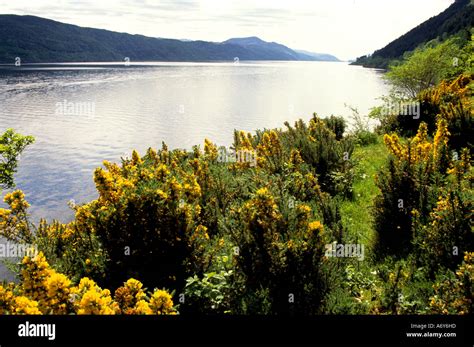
0, 0, 455, 60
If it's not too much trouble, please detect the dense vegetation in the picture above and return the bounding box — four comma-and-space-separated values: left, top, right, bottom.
0, 16, 336, 64
353, 0, 474, 69
0, 31, 472, 315
0, 130, 34, 191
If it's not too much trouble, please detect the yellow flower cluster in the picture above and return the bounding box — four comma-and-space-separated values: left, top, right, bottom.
0, 190, 33, 243
191, 224, 210, 243
257, 131, 282, 157
149, 289, 175, 315
37, 219, 76, 241
78, 149, 203, 228
21, 252, 65, 313
131, 149, 142, 165
420, 73, 472, 117
4, 190, 30, 211
295, 204, 312, 230
308, 116, 336, 143
294, 204, 324, 242
308, 221, 324, 234
383, 119, 450, 167
256, 130, 283, 171
94, 167, 119, 203
0, 252, 177, 315
73, 277, 117, 314
114, 278, 176, 315
410, 122, 431, 163
0, 284, 41, 315
204, 138, 218, 161
383, 133, 408, 161
308, 117, 324, 135
44, 272, 72, 314
429, 195, 458, 229
243, 187, 282, 230
234, 130, 254, 151
291, 172, 324, 201
432, 118, 450, 162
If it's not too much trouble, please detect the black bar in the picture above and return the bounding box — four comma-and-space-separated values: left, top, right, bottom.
0, 315, 472, 346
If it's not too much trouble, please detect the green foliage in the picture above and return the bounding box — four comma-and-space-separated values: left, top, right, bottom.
0, 129, 34, 190
346, 105, 378, 146
70, 147, 206, 290
429, 252, 473, 314
373, 72, 473, 153
385, 38, 464, 98
2, 64, 472, 316
352, 0, 474, 68
373, 158, 439, 257
413, 157, 474, 274
228, 187, 330, 314
283, 114, 355, 196
369, 73, 473, 314
322, 115, 346, 140
35, 219, 108, 283
184, 269, 234, 314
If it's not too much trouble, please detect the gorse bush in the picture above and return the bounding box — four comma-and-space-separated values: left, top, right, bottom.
283, 115, 355, 197
0, 114, 356, 315
0, 252, 176, 315
374, 73, 473, 145
369, 75, 472, 314
73, 146, 206, 290
1, 82, 472, 316
374, 114, 473, 271
228, 187, 329, 314
0, 190, 107, 283
322, 115, 346, 141
373, 119, 454, 257
413, 149, 474, 274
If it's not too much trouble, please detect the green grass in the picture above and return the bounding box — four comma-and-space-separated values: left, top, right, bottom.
341, 137, 388, 246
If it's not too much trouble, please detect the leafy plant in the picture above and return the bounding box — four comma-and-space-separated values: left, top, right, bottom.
184, 269, 234, 314
0, 129, 34, 190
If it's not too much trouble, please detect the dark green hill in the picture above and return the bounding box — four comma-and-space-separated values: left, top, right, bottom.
0, 15, 336, 63
353, 0, 474, 68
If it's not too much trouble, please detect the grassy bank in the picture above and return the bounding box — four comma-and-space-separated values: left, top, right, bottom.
340, 138, 387, 247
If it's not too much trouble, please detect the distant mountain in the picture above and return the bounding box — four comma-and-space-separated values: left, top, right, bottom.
294, 49, 340, 62
223, 37, 336, 61
0, 15, 338, 64
352, 0, 474, 68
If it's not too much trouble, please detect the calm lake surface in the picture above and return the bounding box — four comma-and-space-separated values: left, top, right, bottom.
0, 61, 389, 222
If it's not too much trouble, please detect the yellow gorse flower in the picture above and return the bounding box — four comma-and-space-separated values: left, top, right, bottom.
432, 118, 450, 162
149, 289, 176, 315
0, 190, 33, 243
308, 221, 324, 233
243, 187, 282, 231
0, 252, 177, 315
383, 119, 451, 169
0, 284, 41, 315
204, 138, 218, 161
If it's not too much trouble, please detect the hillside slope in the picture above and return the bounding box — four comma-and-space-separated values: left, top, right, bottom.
352, 0, 474, 68
0, 15, 336, 63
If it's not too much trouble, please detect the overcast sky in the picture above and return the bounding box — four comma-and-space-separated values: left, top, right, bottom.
0, 0, 454, 60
